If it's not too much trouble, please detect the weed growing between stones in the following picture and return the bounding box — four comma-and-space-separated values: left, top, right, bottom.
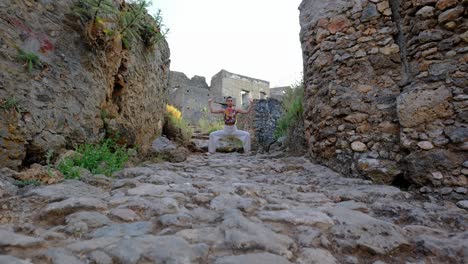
16, 49, 42, 72
275, 82, 304, 139
57, 138, 128, 179
0, 97, 22, 112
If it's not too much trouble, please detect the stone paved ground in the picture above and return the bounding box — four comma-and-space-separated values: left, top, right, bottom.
0, 153, 467, 264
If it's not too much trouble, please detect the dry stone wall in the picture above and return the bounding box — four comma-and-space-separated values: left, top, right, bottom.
0, 0, 170, 169
237, 99, 283, 152
300, 0, 467, 187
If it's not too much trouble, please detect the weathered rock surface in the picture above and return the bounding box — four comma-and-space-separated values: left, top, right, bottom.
0, 229, 45, 248
0, 0, 170, 169
0, 168, 18, 198
0, 255, 32, 264
0, 153, 466, 263
300, 0, 468, 187
215, 253, 292, 264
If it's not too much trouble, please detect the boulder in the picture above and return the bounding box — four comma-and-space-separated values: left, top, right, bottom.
151, 136, 188, 162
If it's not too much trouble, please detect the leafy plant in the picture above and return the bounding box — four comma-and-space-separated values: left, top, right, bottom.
57, 138, 128, 178
17, 49, 42, 72
274, 82, 304, 139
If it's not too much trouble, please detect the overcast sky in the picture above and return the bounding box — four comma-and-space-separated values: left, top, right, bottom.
148, 0, 303, 87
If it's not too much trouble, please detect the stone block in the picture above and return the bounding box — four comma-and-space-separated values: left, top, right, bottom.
397, 87, 453, 128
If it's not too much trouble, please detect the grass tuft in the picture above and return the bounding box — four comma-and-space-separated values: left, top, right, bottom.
17, 49, 42, 72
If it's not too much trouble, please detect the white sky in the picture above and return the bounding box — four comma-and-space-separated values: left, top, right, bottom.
148, 0, 303, 87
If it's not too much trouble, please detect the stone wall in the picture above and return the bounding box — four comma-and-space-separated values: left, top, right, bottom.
0, 0, 170, 169
168, 71, 212, 124
237, 99, 283, 152
397, 0, 467, 187
300, 0, 467, 187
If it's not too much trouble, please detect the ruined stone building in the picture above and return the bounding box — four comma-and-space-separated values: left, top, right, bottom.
169, 69, 270, 124
210, 70, 270, 107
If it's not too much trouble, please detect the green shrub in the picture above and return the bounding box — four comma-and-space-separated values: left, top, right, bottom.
57, 138, 128, 179
274, 82, 304, 139
17, 49, 41, 72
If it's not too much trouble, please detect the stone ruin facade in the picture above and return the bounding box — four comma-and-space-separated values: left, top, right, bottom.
300, 0, 467, 188
169, 70, 270, 124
